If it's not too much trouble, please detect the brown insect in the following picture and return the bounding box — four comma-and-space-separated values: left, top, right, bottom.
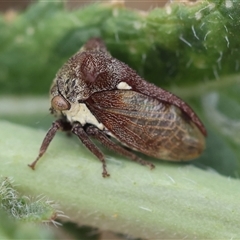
29, 38, 206, 177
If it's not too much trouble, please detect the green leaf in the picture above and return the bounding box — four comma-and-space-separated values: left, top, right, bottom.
0, 177, 63, 224
1, 0, 240, 94
0, 208, 54, 240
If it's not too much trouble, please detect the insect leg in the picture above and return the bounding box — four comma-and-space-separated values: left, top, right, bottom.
85, 125, 155, 170
28, 119, 63, 170
71, 122, 110, 177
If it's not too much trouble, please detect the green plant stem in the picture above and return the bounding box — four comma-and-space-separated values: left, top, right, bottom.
1, 121, 240, 239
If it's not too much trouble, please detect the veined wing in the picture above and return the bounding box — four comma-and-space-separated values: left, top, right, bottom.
86, 90, 205, 161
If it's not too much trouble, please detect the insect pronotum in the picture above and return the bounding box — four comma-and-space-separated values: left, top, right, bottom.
29, 38, 206, 177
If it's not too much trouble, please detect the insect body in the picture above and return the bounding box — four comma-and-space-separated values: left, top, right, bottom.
29, 38, 206, 177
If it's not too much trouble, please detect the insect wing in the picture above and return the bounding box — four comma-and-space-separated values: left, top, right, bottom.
86, 90, 205, 161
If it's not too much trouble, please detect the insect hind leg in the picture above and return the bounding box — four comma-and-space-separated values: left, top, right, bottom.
85, 125, 155, 170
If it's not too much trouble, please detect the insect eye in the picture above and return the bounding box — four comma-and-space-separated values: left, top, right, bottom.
51, 95, 70, 111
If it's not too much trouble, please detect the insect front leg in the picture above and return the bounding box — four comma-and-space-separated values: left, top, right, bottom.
85, 125, 155, 170
28, 119, 68, 170
71, 122, 110, 177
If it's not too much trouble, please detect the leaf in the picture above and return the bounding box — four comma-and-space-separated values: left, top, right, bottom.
0, 208, 54, 240
1, 0, 239, 94
0, 177, 64, 224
